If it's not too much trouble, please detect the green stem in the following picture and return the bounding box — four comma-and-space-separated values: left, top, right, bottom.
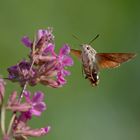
1, 103, 6, 135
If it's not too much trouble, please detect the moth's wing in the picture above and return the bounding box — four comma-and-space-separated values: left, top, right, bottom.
96, 53, 136, 69
70, 49, 82, 59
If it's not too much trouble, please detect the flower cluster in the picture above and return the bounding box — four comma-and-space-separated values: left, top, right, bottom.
7, 90, 50, 139
8, 28, 73, 88
0, 28, 74, 140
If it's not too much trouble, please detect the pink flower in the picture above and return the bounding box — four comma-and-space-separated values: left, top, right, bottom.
21, 36, 32, 48
7, 91, 31, 112
22, 28, 54, 48
7, 91, 46, 118
11, 91, 50, 139
14, 126, 51, 138
53, 44, 73, 85
13, 123, 51, 139
23, 91, 46, 117
7, 60, 36, 86
8, 28, 73, 88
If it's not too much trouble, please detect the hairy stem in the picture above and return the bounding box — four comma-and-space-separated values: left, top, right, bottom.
0, 92, 5, 135
1, 103, 6, 135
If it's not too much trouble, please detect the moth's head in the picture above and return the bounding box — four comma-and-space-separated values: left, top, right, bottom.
81, 44, 96, 54
80, 34, 99, 53
81, 44, 91, 50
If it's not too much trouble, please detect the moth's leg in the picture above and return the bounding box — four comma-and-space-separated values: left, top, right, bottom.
82, 65, 87, 79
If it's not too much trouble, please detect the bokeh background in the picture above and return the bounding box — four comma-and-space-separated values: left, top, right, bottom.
0, 0, 140, 140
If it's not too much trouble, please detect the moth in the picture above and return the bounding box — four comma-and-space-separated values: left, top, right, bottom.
71, 35, 136, 86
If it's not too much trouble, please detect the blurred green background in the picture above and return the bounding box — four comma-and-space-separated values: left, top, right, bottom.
0, 0, 140, 140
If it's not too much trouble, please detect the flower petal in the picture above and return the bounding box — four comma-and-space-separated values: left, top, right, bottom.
44, 43, 55, 55
59, 44, 70, 56
19, 111, 32, 121
62, 56, 74, 66
21, 36, 32, 48
32, 91, 44, 103
34, 102, 46, 112
24, 91, 32, 104
63, 70, 71, 76
31, 109, 41, 116
7, 91, 17, 106
7, 103, 31, 112
37, 30, 48, 40
57, 72, 66, 85
20, 126, 51, 137
31, 102, 46, 116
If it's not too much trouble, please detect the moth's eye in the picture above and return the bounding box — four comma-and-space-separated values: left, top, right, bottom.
87, 47, 90, 50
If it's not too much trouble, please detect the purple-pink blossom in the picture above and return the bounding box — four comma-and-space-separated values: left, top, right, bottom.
22, 28, 54, 50
7, 60, 36, 86
9, 90, 49, 139
0, 27, 74, 140
21, 36, 32, 48
23, 91, 46, 117
7, 91, 46, 118
8, 28, 73, 88
55, 44, 73, 85
17, 126, 51, 137
13, 124, 51, 139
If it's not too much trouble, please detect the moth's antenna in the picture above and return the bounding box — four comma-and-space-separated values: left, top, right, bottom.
88, 34, 99, 45
72, 34, 81, 41
72, 34, 83, 45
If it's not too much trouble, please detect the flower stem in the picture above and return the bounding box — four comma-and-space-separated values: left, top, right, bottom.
18, 81, 28, 102
7, 113, 16, 135
0, 90, 5, 135
1, 103, 6, 135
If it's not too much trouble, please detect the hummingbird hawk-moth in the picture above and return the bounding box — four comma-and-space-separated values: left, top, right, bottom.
70, 35, 136, 86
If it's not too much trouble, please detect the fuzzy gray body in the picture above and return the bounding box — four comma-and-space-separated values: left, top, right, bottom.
81, 44, 99, 86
